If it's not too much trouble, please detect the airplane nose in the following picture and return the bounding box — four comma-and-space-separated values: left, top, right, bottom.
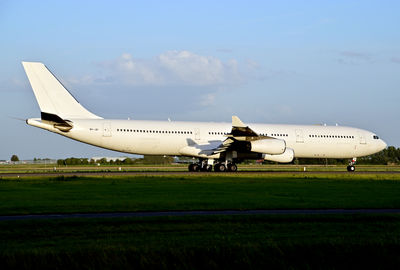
379, 139, 387, 151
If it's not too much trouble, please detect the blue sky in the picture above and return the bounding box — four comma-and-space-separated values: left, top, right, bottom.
1, 0, 399, 159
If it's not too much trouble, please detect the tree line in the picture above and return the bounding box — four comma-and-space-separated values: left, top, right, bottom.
295, 146, 400, 165
56, 156, 174, 166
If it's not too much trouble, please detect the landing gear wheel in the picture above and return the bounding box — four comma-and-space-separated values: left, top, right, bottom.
192, 164, 200, 172
214, 163, 220, 172
228, 163, 238, 172
206, 165, 213, 172
200, 165, 208, 172
214, 163, 226, 172
347, 165, 355, 172
214, 164, 219, 172
188, 164, 194, 172
347, 158, 357, 172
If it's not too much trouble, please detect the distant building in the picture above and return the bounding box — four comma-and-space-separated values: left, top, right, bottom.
31, 159, 57, 164
0, 159, 56, 165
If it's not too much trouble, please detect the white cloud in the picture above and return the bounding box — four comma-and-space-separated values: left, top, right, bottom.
64, 51, 263, 109
93, 50, 243, 86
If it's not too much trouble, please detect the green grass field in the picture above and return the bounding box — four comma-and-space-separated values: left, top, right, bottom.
1, 215, 400, 269
0, 174, 400, 215
1, 173, 400, 269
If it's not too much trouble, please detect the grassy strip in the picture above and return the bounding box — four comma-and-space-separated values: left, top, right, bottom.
2, 164, 400, 174
1, 215, 400, 269
0, 174, 400, 215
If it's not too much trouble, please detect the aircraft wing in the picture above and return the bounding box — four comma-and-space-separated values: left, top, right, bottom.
212, 116, 272, 154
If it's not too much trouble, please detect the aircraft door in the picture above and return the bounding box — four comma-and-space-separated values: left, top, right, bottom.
295, 129, 304, 143
195, 128, 200, 140
103, 122, 112, 137
358, 132, 366, 144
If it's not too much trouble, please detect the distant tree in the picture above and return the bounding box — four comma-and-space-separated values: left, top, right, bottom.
99, 158, 108, 164
57, 159, 65, 166
358, 146, 399, 165
123, 158, 134, 165
11, 155, 19, 162
142, 155, 173, 164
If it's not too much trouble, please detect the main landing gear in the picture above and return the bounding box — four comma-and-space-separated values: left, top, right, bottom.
188, 160, 238, 172
214, 162, 238, 172
347, 158, 357, 172
188, 163, 212, 172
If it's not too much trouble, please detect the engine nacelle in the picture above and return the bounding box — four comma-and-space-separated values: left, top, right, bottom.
263, 148, 294, 163
250, 139, 286, 155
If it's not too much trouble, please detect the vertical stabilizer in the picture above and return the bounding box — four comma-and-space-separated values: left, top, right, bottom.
22, 62, 102, 120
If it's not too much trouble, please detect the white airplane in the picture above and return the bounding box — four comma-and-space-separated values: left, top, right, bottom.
22, 62, 387, 172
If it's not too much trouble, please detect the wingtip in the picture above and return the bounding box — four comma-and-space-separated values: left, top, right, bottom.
232, 115, 246, 127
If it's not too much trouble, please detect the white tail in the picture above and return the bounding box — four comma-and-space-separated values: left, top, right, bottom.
22, 62, 102, 120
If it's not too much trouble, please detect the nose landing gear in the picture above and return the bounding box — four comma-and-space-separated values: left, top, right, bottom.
347, 158, 357, 172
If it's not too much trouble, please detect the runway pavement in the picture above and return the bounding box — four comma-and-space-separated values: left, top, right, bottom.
1, 209, 400, 221
1, 170, 400, 178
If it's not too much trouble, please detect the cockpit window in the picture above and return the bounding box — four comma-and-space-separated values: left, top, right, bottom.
373, 135, 379, 140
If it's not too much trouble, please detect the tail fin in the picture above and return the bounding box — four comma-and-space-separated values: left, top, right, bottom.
22, 62, 102, 120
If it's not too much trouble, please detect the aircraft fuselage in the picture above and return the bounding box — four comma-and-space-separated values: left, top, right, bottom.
27, 118, 386, 159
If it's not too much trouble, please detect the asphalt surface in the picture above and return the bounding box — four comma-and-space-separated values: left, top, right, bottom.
1, 170, 400, 178
1, 209, 400, 221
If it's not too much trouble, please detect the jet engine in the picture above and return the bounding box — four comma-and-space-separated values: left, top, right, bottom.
249, 138, 286, 155
263, 148, 294, 163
